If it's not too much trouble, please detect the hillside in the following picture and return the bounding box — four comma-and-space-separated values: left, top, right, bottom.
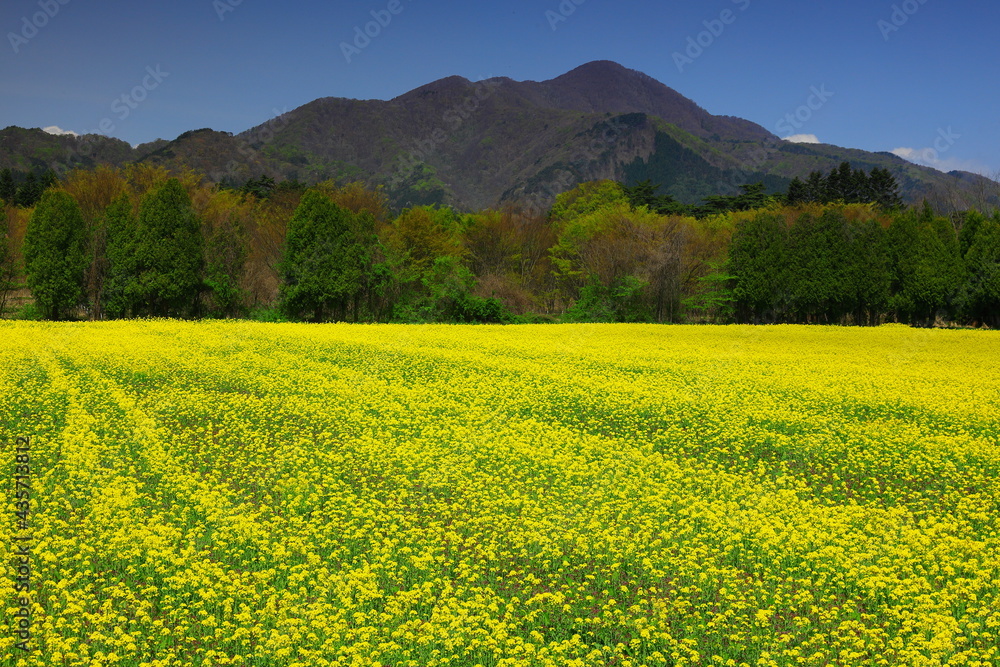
1, 61, 994, 211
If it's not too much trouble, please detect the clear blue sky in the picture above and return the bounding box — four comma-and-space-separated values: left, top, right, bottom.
1, 0, 997, 175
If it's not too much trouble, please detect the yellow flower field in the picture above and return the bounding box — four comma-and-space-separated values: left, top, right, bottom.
2, 321, 999, 667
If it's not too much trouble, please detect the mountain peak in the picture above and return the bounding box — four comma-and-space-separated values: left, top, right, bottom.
392, 75, 474, 102
553, 60, 647, 81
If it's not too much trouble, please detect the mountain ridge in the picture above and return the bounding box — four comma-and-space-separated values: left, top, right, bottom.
1, 61, 993, 211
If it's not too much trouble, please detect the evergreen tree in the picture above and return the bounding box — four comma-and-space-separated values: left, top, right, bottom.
102, 194, 139, 318
845, 217, 891, 325
133, 179, 203, 317
786, 210, 851, 322
869, 167, 903, 210
958, 212, 1000, 326
728, 213, 788, 322
23, 190, 88, 320
279, 189, 374, 322
623, 180, 689, 215
804, 171, 826, 203
14, 172, 42, 208
888, 202, 963, 325
239, 175, 276, 199
786, 177, 808, 205
0, 169, 15, 205
959, 210, 984, 258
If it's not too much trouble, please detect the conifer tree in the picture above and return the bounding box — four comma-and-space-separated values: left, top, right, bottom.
133, 179, 203, 317
23, 190, 88, 319
102, 194, 139, 318
280, 189, 374, 322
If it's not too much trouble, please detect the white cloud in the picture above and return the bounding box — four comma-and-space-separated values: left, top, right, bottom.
42, 125, 78, 137
890, 147, 989, 174
783, 134, 821, 144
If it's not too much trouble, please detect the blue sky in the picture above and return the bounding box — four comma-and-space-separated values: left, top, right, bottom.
2, 0, 997, 175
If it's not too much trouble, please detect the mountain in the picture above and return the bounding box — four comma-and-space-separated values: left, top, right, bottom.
1, 61, 994, 211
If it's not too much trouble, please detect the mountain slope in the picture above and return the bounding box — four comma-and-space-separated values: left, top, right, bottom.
2, 62, 994, 211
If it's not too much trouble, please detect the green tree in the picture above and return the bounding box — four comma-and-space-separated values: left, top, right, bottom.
869, 167, 903, 211
102, 194, 139, 318
958, 212, 1000, 326
0, 169, 15, 205
280, 189, 374, 322
786, 210, 851, 322
728, 213, 788, 322
623, 180, 689, 215
23, 190, 88, 320
204, 212, 249, 318
14, 172, 42, 208
133, 179, 203, 317
845, 217, 891, 325
785, 177, 809, 205
887, 202, 964, 324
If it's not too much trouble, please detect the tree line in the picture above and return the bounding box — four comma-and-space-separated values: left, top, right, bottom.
729, 203, 1000, 327
2, 163, 998, 326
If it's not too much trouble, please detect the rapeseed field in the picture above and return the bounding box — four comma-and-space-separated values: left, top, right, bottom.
1, 321, 998, 667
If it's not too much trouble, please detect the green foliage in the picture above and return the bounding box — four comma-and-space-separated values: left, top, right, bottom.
887, 203, 964, 324
786, 211, 852, 322
237, 175, 276, 199
697, 182, 777, 217
564, 275, 650, 323
204, 213, 249, 318
787, 163, 902, 210
549, 180, 629, 229
384, 245, 513, 324
102, 194, 139, 319
957, 211, 1000, 326
247, 305, 290, 323
13, 302, 44, 320
280, 189, 375, 322
133, 179, 204, 318
0, 168, 15, 205
23, 190, 88, 320
681, 262, 735, 323
729, 213, 788, 322
623, 180, 690, 215
845, 217, 891, 325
